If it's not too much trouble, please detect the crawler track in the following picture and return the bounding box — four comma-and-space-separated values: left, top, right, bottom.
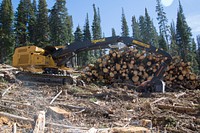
16, 71, 75, 85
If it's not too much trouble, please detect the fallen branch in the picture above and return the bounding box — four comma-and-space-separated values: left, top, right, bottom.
156, 104, 198, 114
1, 84, 16, 97
0, 99, 32, 107
57, 104, 86, 110
151, 97, 167, 104
50, 90, 62, 104
174, 92, 186, 99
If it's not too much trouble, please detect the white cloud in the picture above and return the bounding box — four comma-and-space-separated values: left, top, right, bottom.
187, 15, 200, 35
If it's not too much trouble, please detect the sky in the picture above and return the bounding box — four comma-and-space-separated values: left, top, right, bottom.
9, 0, 200, 39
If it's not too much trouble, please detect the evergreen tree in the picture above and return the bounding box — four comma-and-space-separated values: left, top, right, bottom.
131, 16, 140, 40
176, 0, 192, 62
74, 25, 83, 66
97, 7, 102, 38
49, 0, 72, 46
83, 13, 91, 41
197, 35, 200, 72
121, 8, 129, 37
169, 21, 178, 56
82, 13, 93, 65
36, 0, 49, 47
189, 39, 199, 73
138, 9, 158, 46
74, 25, 83, 41
15, 0, 32, 46
144, 8, 158, 46
0, 0, 14, 63
28, 0, 37, 45
151, 21, 159, 47
158, 34, 167, 51
92, 4, 101, 40
66, 15, 74, 43
156, 0, 169, 44
111, 28, 116, 37
92, 4, 102, 57
139, 15, 146, 41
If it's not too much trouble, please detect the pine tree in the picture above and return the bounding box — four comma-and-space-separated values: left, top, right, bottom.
139, 15, 146, 41
83, 13, 93, 65
144, 8, 158, 46
74, 25, 83, 41
176, 0, 192, 62
74, 25, 83, 66
28, 0, 37, 45
92, 4, 101, 40
15, 0, 32, 46
169, 21, 178, 56
92, 4, 102, 58
121, 8, 129, 37
0, 0, 14, 63
36, 0, 49, 47
66, 15, 74, 43
131, 16, 140, 40
138, 9, 158, 46
111, 28, 116, 37
156, 0, 169, 44
197, 35, 200, 72
189, 39, 199, 73
49, 0, 72, 46
83, 13, 91, 41
158, 34, 167, 51
97, 7, 102, 38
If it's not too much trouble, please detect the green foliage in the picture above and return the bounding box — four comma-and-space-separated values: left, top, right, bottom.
138, 9, 158, 47
92, 4, 102, 59
111, 28, 116, 37
15, 0, 32, 46
0, 0, 14, 63
121, 8, 129, 37
197, 35, 200, 73
144, 8, 158, 46
83, 13, 91, 41
82, 13, 95, 66
176, 0, 192, 62
169, 21, 178, 56
158, 34, 167, 51
28, 0, 37, 45
74, 25, 83, 42
92, 4, 101, 40
49, 0, 73, 46
36, 0, 49, 47
156, 0, 169, 44
131, 16, 140, 40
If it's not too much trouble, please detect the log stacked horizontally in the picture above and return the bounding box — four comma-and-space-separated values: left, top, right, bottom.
81, 47, 199, 90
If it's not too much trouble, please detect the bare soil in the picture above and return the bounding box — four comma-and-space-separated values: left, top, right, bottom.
0, 81, 200, 133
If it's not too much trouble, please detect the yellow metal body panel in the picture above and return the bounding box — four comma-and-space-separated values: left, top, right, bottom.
12, 46, 57, 72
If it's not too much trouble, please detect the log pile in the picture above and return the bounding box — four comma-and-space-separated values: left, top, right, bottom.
81, 47, 199, 90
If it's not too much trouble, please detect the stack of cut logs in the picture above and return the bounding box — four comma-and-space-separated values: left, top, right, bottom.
81, 47, 199, 89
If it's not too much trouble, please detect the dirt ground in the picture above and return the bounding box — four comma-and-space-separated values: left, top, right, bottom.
0, 81, 200, 133
0, 64, 200, 133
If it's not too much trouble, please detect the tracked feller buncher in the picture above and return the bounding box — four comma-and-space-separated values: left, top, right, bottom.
12, 36, 172, 92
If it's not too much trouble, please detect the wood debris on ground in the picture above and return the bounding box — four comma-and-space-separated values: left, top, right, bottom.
0, 60, 200, 132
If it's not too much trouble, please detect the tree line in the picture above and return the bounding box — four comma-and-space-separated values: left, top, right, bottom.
0, 0, 199, 73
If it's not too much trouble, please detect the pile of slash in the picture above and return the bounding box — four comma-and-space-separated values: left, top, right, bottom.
0, 62, 200, 133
